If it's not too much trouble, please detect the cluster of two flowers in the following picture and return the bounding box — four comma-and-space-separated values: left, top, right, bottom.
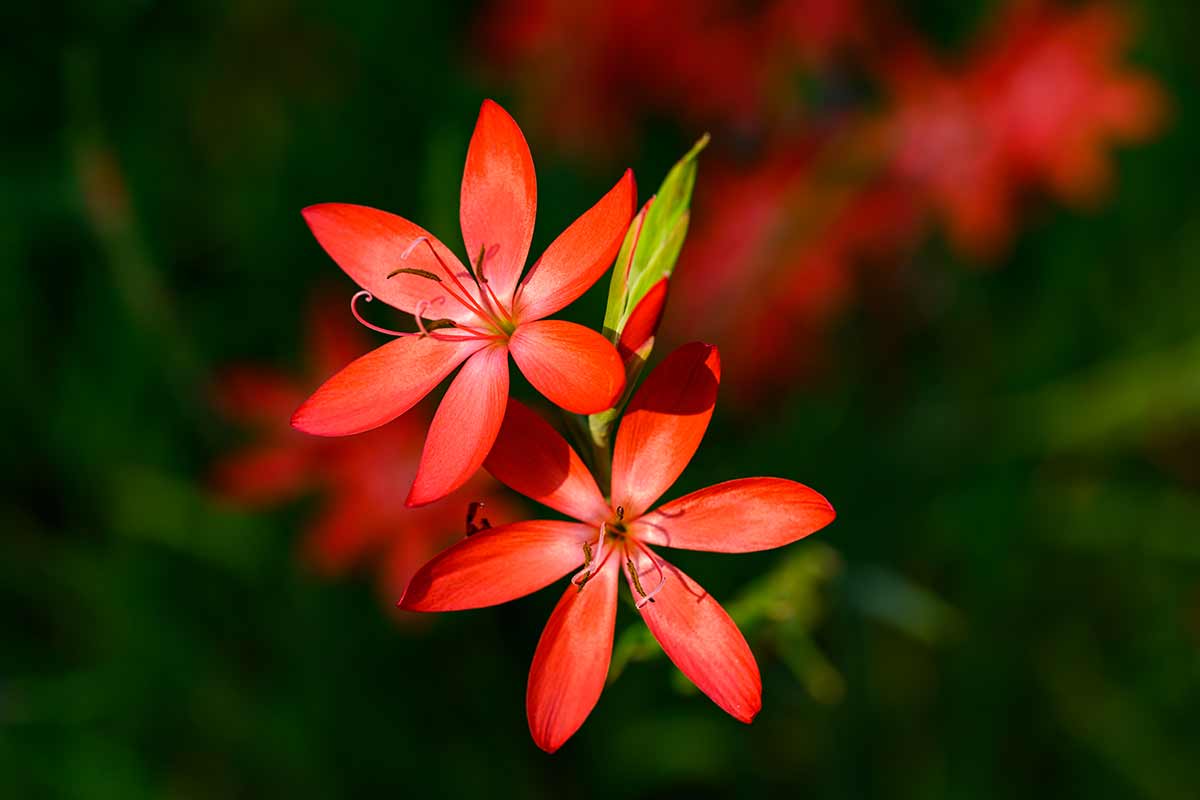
292, 100, 835, 751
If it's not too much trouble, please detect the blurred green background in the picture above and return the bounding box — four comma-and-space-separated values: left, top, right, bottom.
4, 1, 1199, 797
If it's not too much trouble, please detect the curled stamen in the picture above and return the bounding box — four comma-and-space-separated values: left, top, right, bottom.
572, 523, 615, 591
350, 291, 413, 337
630, 541, 667, 608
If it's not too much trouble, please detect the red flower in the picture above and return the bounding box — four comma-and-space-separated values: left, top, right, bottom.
475, 0, 865, 155
399, 343, 835, 751
884, 2, 1165, 257
293, 100, 635, 506
668, 146, 918, 397
213, 299, 519, 606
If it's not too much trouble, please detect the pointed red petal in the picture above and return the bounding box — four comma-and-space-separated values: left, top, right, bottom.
632, 478, 835, 553
460, 99, 536, 307
291, 336, 481, 437
629, 551, 761, 723
527, 558, 619, 753
611, 342, 720, 517
510, 320, 625, 414
484, 400, 609, 524
406, 345, 510, 507
515, 169, 635, 322
398, 520, 593, 611
617, 277, 669, 361
302, 204, 478, 323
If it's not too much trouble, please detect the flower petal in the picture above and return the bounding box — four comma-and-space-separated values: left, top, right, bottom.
617, 277, 669, 361
611, 342, 720, 517
398, 520, 594, 611
515, 169, 636, 322
460, 99, 536, 307
291, 336, 482, 437
406, 345, 510, 507
632, 478, 836, 553
527, 557, 619, 753
484, 400, 609, 524
302, 203, 479, 323
628, 551, 761, 723
509, 320, 625, 415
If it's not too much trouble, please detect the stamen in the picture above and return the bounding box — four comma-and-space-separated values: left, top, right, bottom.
472, 244, 515, 327
413, 298, 495, 342
475, 245, 488, 283
571, 523, 615, 592
616, 506, 625, 521
627, 559, 647, 597
630, 540, 667, 608
465, 501, 492, 536
350, 291, 414, 337
386, 266, 442, 282
413, 299, 436, 337
402, 237, 496, 323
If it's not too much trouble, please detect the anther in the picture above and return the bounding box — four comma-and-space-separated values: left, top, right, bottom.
628, 559, 648, 597
465, 501, 492, 536
630, 542, 667, 608
616, 506, 625, 521
400, 236, 496, 322
386, 266, 442, 282
475, 245, 489, 283
582, 540, 594, 566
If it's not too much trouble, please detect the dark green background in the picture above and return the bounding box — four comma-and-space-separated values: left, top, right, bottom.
4, 1, 1199, 797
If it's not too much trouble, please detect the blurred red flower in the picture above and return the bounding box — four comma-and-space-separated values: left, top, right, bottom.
400, 343, 835, 751
884, 1, 1165, 257
212, 298, 519, 607
668, 141, 919, 396
476, 0, 865, 153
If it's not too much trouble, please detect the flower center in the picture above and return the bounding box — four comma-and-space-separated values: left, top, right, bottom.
349, 238, 516, 343
570, 506, 667, 607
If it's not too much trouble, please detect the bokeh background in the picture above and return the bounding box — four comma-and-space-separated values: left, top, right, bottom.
5, 0, 1200, 797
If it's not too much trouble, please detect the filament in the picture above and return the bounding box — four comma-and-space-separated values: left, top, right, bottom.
402, 237, 496, 323
473, 245, 515, 326
572, 523, 616, 591
350, 291, 413, 337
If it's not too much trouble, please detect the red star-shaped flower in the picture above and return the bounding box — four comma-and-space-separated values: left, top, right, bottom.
293, 100, 635, 506
400, 343, 835, 751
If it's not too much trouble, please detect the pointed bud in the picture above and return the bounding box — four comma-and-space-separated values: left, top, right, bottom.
588, 137, 707, 452
616, 278, 669, 362
602, 135, 708, 351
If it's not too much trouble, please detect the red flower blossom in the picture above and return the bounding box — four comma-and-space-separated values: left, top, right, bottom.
400, 343, 835, 751
884, 2, 1165, 256
475, 0, 865, 154
293, 100, 635, 506
668, 144, 918, 397
213, 299, 518, 606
